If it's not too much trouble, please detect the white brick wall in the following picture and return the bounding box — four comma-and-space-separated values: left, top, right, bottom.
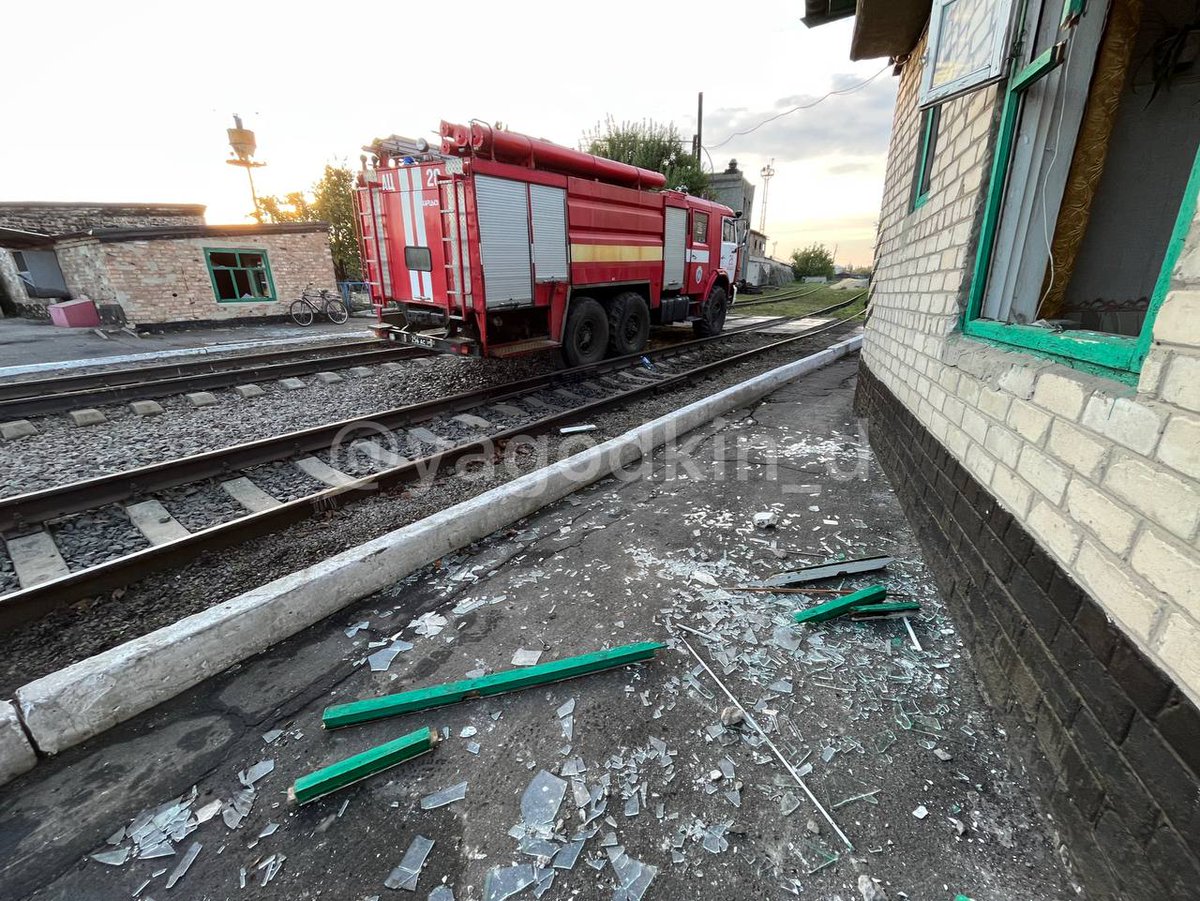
864, 29, 1200, 706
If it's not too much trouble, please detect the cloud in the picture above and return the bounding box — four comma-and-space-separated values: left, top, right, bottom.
826, 161, 874, 175
704, 73, 898, 162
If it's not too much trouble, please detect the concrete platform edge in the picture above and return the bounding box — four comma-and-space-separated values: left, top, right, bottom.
10, 334, 862, 764
0, 700, 37, 783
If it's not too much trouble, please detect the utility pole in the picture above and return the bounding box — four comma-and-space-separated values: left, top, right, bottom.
693, 92, 704, 163
759, 159, 775, 233
226, 114, 267, 224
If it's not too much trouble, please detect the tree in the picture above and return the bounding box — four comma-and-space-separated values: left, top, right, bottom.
790, 243, 835, 279
258, 164, 362, 281
582, 116, 710, 197
258, 191, 313, 223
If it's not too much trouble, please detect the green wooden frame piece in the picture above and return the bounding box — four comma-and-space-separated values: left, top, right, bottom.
203, 246, 277, 304
289, 726, 436, 805
793, 584, 887, 623
912, 106, 941, 211
849, 601, 922, 616
1131, 145, 1200, 370
322, 641, 665, 730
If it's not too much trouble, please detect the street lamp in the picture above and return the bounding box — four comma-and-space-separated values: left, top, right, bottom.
226, 114, 266, 224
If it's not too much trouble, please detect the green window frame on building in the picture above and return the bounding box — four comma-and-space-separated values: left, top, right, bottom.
957, 0, 1200, 384
912, 105, 941, 211
204, 247, 277, 303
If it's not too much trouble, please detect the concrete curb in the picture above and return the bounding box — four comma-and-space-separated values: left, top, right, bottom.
12, 334, 862, 762
0, 700, 37, 784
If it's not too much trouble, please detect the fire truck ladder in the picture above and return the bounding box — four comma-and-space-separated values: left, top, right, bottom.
437, 177, 469, 321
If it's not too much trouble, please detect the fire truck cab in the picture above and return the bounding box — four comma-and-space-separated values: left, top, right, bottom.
355, 121, 740, 365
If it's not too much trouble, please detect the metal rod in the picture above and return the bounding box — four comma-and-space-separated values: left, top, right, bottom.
903, 617, 922, 652
676, 635, 853, 849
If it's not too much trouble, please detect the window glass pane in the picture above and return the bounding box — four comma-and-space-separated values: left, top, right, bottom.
208, 251, 238, 268
213, 269, 237, 300
232, 269, 253, 298
691, 212, 709, 243
920, 0, 1014, 106
930, 0, 993, 89
251, 269, 270, 296
404, 246, 432, 271
238, 252, 265, 269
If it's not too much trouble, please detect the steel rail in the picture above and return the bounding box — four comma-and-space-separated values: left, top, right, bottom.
736, 287, 864, 310
0, 311, 863, 629
0, 345, 434, 419
0, 312, 803, 533
0, 338, 389, 400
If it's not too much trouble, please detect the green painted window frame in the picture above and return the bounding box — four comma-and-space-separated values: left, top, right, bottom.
960, 1, 1200, 385
204, 247, 277, 304
912, 105, 942, 211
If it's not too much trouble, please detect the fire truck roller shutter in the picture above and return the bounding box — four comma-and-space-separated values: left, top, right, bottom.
475, 175, 533, 307
530, 184, 568, 282
663, 207, 686, 290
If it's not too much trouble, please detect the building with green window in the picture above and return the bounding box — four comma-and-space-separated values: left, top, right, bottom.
0, 202, 335, 326
806, 1, 1200, 898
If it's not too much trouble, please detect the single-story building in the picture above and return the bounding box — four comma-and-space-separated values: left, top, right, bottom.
806, 1, 1200, 898
0, 202, 336, 327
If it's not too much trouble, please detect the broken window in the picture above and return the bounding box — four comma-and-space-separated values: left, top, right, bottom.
962, 0, 1200, 379
919, 0, 1018, 106
911, 105, 941, 211
205, 247, 276, 303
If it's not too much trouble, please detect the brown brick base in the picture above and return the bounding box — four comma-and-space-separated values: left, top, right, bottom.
855, 359, 1200, 901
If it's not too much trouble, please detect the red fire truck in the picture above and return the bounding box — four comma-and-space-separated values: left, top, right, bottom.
354, 120, 741, 365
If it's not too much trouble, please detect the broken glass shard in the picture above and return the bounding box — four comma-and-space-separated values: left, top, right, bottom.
385, 835, 435, 890
138, 841, 175, 860
105, 826, 126, 846
483, 864, 536, 901
164, 842, 201, 889
460, 726, 477, 738
428, 887, 455, 901
560, 715, 573, 742
532, 868, 555, 898
607, 845, 658, 900
718, 758, 735, 780
553, 840, 585, 871
262, 729, 284, 744
368, 640, 413, 672
511, 648, 543, 667
521, 770, 567, 826
90, 847, 130, 866
466, 742, 481, 755
623, 793, 640, 818
420, 782, 468, 810
780, 792, 801, 816
556, 698, 576, 719
560, 758, 586, 777
258, 822, 279, 839
345, 621, 370, 638
239, 759, 275, 786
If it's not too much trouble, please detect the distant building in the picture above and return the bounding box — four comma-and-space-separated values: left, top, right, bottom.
708, 159, 755, 224
0, 202, 335, 327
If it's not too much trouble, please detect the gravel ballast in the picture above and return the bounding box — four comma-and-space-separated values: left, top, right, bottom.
0, 322, 859, 697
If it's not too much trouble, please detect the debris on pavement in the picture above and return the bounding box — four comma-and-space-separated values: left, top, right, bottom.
761, 555, 894, 587
559, 424, 597, 434
752, 511, 779, 529
289, 727, 439, 805
384, 835, 435, 891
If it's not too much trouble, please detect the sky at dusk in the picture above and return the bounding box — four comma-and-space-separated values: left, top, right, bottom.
3, 1, 897, 265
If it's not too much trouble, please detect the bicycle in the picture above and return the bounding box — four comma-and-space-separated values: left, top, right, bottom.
289, 285, 349, 326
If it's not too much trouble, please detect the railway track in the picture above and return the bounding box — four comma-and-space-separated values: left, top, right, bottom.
0, 338, 429, 419
0, 302, 863, 628
734, 286, 864, 310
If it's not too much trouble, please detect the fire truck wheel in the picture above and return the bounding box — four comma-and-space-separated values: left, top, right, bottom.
693, 285, 729, 337
607, 292, 651, 356
563, 297, 610, 367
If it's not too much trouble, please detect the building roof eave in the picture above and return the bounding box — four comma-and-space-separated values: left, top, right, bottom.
803, 0, 931, 61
